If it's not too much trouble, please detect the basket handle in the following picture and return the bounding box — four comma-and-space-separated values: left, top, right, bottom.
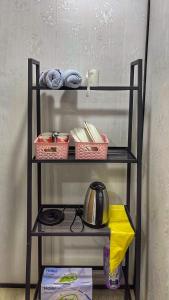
84, 146, 99, 152
44, 146, 58, 153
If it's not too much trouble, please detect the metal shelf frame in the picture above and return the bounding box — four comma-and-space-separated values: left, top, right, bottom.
32, 85, 139, 91
26, 58, 143, 300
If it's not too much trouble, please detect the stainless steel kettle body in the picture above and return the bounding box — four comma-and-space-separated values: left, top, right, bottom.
82, 182, 109, 228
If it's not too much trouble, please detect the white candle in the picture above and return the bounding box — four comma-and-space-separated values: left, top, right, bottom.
86, 69, 99, 96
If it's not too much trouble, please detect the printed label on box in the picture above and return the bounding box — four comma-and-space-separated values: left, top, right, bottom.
41, 268, 92, 300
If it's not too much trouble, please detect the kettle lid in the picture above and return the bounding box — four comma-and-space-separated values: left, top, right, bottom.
90, 181, 106, 190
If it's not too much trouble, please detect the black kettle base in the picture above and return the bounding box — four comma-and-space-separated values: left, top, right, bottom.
38, 209, 64, 226
82, 219, 108, 229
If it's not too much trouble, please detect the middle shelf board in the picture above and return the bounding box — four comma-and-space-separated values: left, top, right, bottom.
32, 147, 137, 164
31, 204, 135, 237
32, 205, 110, 237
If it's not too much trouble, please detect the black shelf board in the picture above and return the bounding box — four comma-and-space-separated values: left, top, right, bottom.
31, 204, 135, 237
32, 85, 139, 91
31, 205, 110, 237
32, 265, 133, 300
32, 147, 137, 164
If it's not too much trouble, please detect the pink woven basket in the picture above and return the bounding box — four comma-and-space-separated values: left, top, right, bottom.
34, 137, 69, 160
75, 134, 109, 160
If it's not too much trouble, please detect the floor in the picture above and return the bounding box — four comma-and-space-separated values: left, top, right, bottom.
0, 289, 130, 300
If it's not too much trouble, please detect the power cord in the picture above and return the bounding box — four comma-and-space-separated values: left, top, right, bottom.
70, 208, 84, 233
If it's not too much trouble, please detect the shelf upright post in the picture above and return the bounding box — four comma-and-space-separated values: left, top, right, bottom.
134, 59, 143, 300
36, 61, 42, 291
125, 63, 134, 300
26, 59, 33, 300
127, 64, 134, 210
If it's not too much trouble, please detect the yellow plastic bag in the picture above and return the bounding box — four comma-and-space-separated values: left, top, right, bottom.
108, 205, 135, 273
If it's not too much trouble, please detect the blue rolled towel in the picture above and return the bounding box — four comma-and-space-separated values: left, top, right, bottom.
39, 69, 64, 89
63, 69, 82, 88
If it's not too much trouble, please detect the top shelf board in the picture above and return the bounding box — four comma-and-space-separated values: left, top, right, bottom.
32, 85, 139, 91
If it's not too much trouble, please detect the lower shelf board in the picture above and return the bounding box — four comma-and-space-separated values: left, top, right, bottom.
32, 266, 133, 300
31, 204, 135, 237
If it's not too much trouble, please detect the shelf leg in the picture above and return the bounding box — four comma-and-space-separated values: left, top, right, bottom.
26, 58, 34, 300
37, 164, 42, 299
25, 239, 32, 300
123, 267, 132, 300
134, 162, 142, 300
125, 166, 132, 300
125, 62, 134, 300
36, 61, 42, 298
134, 59, 143, 300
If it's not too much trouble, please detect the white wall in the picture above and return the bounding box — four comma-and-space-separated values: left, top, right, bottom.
0, 0, 147, 286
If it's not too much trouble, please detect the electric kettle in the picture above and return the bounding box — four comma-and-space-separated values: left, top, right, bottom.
82, 181, 109, 228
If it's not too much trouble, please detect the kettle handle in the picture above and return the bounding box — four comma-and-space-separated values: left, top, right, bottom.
96, 190, 104, 225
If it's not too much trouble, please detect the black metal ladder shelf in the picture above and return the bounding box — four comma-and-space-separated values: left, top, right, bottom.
26, 58, 143, 300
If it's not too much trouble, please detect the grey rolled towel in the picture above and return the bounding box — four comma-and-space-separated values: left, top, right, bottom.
63, 69, 82, 88
39, 70, 47, 87
39, 69, 64, 89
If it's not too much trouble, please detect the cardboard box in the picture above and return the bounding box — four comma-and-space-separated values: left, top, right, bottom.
41, 268, 92, 300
